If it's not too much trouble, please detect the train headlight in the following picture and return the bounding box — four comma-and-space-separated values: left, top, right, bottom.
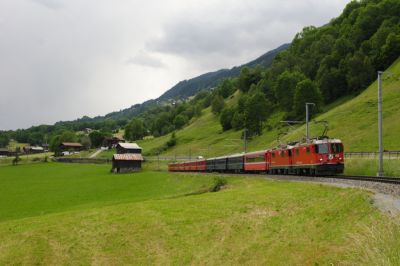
319, 158, 323, 161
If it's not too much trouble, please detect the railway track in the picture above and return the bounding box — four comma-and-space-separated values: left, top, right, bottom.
324, 175, 400, 184
174, 171, 400, 185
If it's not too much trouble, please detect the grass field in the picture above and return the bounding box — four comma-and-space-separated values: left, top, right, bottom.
345, 158, 400, 177
137, 59, 400, 159
0, 163, 399, 264
0, 152, 52, 166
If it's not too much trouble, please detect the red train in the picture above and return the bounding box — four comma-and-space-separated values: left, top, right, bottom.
168, 137, 344, 176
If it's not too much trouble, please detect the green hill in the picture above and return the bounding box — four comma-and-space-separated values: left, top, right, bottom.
138, 58, 400, 157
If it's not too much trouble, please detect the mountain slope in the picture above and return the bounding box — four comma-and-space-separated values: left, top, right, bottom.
158, 43, 289, 100
97, 43, 289, 122
137, 58, 400, 156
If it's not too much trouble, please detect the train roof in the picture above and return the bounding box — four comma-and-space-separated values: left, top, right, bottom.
244, 150, 268, 156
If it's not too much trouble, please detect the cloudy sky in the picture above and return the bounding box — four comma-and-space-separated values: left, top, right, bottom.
0, 0, 350, 130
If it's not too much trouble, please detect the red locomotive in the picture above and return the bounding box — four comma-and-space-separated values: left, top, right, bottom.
168, 137, 344, 176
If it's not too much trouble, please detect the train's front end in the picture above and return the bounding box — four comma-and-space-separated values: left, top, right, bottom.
313, 139, 344, 175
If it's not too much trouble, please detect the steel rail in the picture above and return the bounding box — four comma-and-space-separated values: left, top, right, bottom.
323, 175, 400, 184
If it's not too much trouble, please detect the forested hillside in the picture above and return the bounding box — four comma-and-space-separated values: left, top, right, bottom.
213, 0, 400, 138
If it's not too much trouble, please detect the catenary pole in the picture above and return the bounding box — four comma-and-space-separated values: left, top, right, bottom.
305, 103, 315, 143
377, 71, 384, 177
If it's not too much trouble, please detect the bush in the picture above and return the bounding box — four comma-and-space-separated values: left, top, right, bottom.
210, 176, 227, 192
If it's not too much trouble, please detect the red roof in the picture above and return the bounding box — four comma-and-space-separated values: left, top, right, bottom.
113, 153, 144, 161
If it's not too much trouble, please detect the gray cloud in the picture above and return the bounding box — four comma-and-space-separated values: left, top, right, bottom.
126, 51, 166, 69
0, 0, 350, 130
31, 0, 63, 9
148, 0, 349, 70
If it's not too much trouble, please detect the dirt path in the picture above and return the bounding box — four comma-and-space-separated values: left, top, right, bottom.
89, 149, 103, 158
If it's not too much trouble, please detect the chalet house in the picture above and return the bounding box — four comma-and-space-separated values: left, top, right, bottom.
23, 146, 44, 154
116, 143, 142, 154
111, 153, 144, 173
41, 144, 49, 151
103, 137, 125, 149
0, 148, 10, 157
59, 142, 83, 152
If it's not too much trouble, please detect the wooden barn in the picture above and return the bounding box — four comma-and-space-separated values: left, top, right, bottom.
116, 143, 142, 154
59, 142, 83, 152
111, 153, 144, 173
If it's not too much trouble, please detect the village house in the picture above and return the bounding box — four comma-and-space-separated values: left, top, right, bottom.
59, 142, 84, 152
116, 142, 141, 154
23, 146, 44, 154
0, 148, 11, 157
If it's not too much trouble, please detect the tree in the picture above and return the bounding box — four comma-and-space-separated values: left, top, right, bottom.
220, 107, 235, 131
231, 111, 245, 130
317, 67, 347, 102
166, 132, 177, 147
124, 118, 145, 141
216, 79, 235, 98
211, 95, 225, 114
80, 135, 92, 150
152, 112, 172, 136
49, 131, 77, 155
237, 66, 263, 93
0, 133, 10, 148
173, 114, 189, 129
89, 131, 110, 148
345, 51, 375, 93
274, 71, 306, 112
244, 89, 270, 135
381, 33, 400, 69
293, 79, 323, 117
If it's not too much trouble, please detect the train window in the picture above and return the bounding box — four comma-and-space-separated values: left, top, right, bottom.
247, 156, 265, 163
331, 143, 343, 153
306, 147, 310, 154
280, 151, 284, 157
272, 152, 276, 158
296, 149, 299, 156
316, 143, 329, 154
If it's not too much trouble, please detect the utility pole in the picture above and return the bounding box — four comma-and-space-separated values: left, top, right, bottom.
377, 71, 384, 177
305, 103, 315, 143
243, 128, 248, 153
157, 152, 160, 171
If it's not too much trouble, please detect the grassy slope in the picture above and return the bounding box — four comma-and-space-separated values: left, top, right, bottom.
274, 58, 400, 151
0, 163, 399, 264
139, 59, 400, 157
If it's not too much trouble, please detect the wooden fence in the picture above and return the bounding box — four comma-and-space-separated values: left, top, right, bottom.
345, 151, 400, 159
53, 157, 111, 164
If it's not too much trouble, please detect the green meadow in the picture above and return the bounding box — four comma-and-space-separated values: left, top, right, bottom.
0, 162, 399, 264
